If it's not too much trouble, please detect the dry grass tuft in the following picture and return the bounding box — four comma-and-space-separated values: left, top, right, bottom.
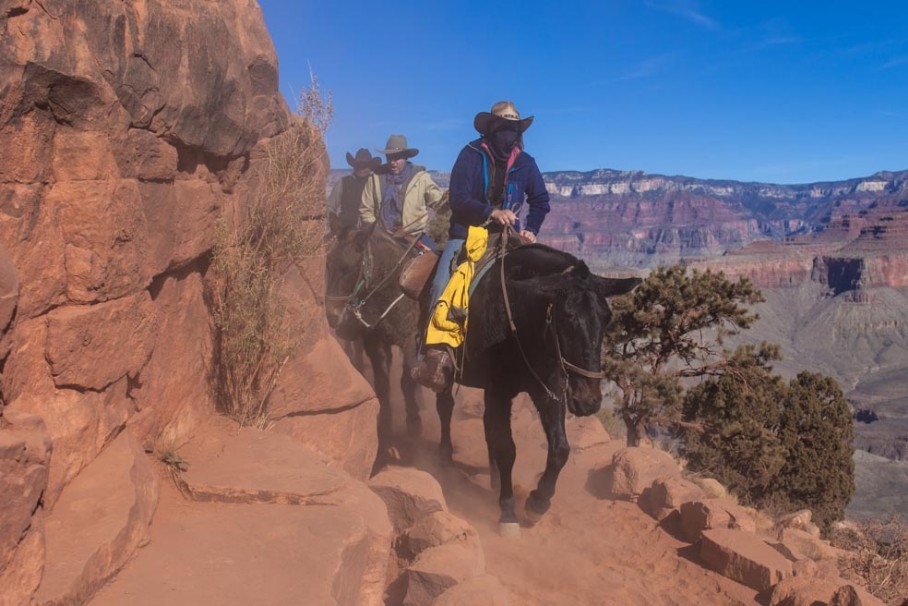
831, 515, 908, 604
211, 76, 332, 426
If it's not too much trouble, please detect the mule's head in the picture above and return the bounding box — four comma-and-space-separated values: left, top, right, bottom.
523, 264, 641, 416
325, 225, 371, 338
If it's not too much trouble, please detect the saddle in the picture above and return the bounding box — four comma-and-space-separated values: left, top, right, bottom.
412, 227, 531, 392
372, 225, 437, 300
399, 250, 438, 300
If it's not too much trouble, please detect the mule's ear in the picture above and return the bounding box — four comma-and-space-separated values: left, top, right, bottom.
591, 275, 642, 299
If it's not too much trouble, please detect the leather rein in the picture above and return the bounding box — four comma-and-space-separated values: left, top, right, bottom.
498, 227, 606, 402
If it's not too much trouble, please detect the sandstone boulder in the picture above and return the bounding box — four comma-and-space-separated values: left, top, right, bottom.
34, 429, 158, 606
401, 511, 484, 565
404, 541, 486, 606
432, 575, 512, 606
770, 574, 845, 606
4, 324, 136, 508
605, 446, 679, 501
680, 498, 756, 542
155, 422, 393, 606
370, 467, 448, 535
0, 412, 51, 572
777, 527, 840, 562
642, 476, 705, 520
700, 528, 793, 592
91, 482, 389, 606
775, 509, 821, 538
0, 513, 45, 606
0, 411, 51, 605
269, 265, 380, 481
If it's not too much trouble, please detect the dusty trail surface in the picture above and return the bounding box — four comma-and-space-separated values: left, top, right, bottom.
388, 375, 760, 606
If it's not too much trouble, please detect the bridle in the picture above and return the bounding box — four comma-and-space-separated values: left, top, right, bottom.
325, 229, 416, 330
498, 227, 605, 402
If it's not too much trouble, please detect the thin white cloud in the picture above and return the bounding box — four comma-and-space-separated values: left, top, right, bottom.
881, 55, 908, 70
756, 35, 800, 48
645, 0, 720, 30
616, 53, 675, 81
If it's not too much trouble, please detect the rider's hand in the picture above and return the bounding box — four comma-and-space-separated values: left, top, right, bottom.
519, 230, 537, 243
490, 209, 517, 226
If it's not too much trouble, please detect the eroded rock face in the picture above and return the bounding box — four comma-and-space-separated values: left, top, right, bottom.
0, 0, 293, 600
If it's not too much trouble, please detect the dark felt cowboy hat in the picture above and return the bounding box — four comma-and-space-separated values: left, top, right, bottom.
474, 100, 534, 135
346, 148, 381, 170
375, 134, 419, 159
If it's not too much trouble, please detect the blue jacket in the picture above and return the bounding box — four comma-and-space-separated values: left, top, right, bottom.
447, 139, 550, 240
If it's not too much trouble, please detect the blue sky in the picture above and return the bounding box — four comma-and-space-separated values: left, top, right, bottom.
259, 1, 907, 184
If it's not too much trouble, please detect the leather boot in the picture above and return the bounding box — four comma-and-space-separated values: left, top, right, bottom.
411, 347, 455, 393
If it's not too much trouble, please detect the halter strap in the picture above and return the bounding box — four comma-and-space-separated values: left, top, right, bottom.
498, 228, 606, 401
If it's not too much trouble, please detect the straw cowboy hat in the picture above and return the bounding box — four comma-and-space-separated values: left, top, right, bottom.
473, 100, 534, 135
375, 134, 419, 159
345, 148, 381, 170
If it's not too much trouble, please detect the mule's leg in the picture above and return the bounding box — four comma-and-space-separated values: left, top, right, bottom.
399, 340, 422, 437
341, 337, 365, 374
364, 334, 392, 463
435, 386, 455, 463
525, 391, 570, 523
483, 388, 519, 536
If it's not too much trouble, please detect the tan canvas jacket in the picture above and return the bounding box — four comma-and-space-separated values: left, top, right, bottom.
359, 166, 445, 235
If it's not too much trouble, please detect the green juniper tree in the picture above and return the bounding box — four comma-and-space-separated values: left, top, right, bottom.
603, 265, 764, 446
605, 265, 855, 531
776, 372, 855, 530
681, 343, 787, 502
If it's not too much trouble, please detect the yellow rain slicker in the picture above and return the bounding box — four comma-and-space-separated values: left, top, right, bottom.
425, 226, 489, 348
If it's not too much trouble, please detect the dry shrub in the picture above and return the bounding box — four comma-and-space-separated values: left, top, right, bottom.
424, 190, 451, 248
211, 77, 332, 425
831, 515, 908, 604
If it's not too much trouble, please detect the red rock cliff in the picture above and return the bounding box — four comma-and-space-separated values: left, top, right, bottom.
0, 1, 293, 602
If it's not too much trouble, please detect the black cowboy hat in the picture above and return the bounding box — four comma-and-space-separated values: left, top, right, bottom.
346, 148, 382, 170
474, 100, 534, 135
375, 134, 419, 159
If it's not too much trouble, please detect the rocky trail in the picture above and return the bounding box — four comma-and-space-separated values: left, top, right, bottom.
27, 346, 877, 606
386, 385, 760, 605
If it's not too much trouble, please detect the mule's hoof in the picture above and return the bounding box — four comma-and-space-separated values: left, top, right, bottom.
524, 505, 544, 525
499, 522, 521, 538
525, 491, 551, 520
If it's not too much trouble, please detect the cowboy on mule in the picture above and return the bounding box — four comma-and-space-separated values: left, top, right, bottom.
412, 100, 551, 390
326, 111, 640, 534
359, 134, 446, 241
327, 148, 381, 235
326, 135, 452, 469
326, 148, 386, 372
403, 101, 639, 535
